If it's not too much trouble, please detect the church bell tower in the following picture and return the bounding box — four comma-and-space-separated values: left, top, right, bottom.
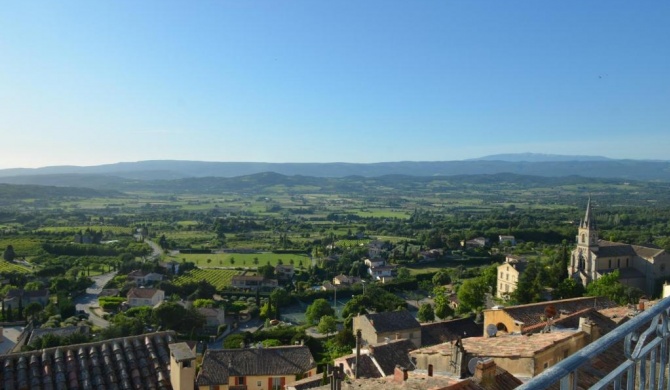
576, 197, 598, 252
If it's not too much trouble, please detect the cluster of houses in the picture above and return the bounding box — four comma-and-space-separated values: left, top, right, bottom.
1, 292, 650, 390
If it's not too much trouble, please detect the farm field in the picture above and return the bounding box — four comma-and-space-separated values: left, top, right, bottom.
37, 226, 132, 235
167, 252, 311, 268
173, 268, 243, 289
0, 260, 31, 273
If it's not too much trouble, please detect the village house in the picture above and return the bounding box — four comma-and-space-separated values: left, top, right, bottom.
197, 307, 226, 330
334, 339, 416, 379
127, 287, 165, 308
496, 255, 527, 299
482, 296, 618, 337
196, 345, 317, 390
275, 264, 295, 281
3, 288, 50, 307
353, 310, 422, 348
231, 275, 279, 290
418, 249, 441, 263
569, 198, 670, 295
410, 329, 591, 380
498, 235, 516, 246
368, 264, 397, 281
333, 274, 362, 286
364, 257, 385, 268
127, 269, 164, 286
420, 317, 483, 346
461, 237, 489, 249
368, 240, 391, 259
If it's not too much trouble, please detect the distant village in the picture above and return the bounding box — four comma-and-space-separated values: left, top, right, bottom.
1, 199, 670, 390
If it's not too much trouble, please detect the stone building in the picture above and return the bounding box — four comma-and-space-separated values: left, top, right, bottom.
569, 198, 670, 295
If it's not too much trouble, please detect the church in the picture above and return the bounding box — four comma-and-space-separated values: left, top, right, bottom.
569, 198, 670, 297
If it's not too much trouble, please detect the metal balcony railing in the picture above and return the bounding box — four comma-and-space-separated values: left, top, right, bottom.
518, 296, 670, 390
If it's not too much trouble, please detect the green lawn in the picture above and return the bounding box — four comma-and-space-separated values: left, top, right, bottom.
167, 252, 311, 268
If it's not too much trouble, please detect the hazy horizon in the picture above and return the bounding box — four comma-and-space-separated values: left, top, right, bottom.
2, 2, 668, 169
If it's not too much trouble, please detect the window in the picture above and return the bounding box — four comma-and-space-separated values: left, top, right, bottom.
544, 362, 549, 369
626, 258, 629, 267
581, 234, 585, 243
257, 381, 262, 387
617, 259, 620, 268
608, 259, 611, 268
272, 377, 282, 390
506, 273, 509, 281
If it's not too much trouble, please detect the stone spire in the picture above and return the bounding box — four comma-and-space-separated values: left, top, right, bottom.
582, 197, 596, 230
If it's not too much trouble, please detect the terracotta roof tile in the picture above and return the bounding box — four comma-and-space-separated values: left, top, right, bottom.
0, 331, 175, 390
196, 345, 316, 386
461, 332, 583, 358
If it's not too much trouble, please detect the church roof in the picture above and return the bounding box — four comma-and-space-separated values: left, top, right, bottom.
596, 240, 665, 259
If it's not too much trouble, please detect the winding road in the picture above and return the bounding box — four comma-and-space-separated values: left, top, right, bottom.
74, 271, 117, 328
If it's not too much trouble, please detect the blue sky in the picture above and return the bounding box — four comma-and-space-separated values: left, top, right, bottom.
1, 1, 669, 168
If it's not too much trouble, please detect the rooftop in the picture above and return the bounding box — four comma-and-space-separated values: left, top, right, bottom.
0, 331, 175, 390
127, 287, 163, 299
487, 296, 618, 332
364, 310, 420, 334
421, 318, 483, 346
196, 345, 316, 386
461, 331, 583, 358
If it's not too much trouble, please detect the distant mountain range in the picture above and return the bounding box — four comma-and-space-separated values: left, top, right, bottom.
0, 155, 669, 182
470, 153, 613, 162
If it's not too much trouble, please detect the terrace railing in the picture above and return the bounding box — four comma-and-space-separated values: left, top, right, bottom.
518, 296, 670, 390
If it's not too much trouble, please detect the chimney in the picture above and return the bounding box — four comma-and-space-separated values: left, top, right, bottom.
169, 343, 196, 390
355, 329, 362, 379
474, 359, 496, 387
393, 366, 408, 383
580, 317, 600, 342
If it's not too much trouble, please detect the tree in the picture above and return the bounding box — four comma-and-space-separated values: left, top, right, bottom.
270, 288, 291, 307
585, 270, 629, 305
317, 315, 337, 334
24, 282, 42, 291
432, 270, 451, 287
305, 298, 335, 325
158, 235, 169, 250
479, 264, 499, 297
3, 245, 16, 262
512, 260, 548, 304
258, 264, 275, 279
457, 278, 486, 314
223, 333, 248, 349
397, 267, 411, 280
417, 303, 435, 322
230, 257, 236, 265
193, 299, 216, 308
556, 278, 585, 299
152, 302, 205, 333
